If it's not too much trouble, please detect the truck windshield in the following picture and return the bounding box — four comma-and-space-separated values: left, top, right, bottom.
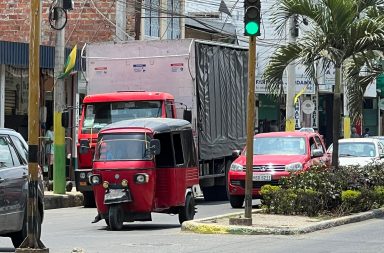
253, 137, 306, 155
94, 133, 152, 161
82, 101, 162, 134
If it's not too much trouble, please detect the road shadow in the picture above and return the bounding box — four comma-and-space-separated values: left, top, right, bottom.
195, 200, 228, 206
97, 223, 181, 231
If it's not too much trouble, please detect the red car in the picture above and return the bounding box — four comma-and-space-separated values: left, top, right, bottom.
227, 131, 330, 208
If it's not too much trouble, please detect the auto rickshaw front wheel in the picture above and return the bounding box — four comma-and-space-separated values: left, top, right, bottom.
108, 204, 124, 231
178, 193, 195, 224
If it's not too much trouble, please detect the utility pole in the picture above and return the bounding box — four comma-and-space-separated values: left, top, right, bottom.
285, 15, 297, 131
16, 0, 48, 251
343, 76, 350, 138
53, 0, 66, 194
116, 0, 127, 41
244, 35, 256, 223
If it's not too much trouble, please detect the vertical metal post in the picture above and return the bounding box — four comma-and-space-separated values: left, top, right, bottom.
244, 35, 256, 223
0, 64, 5, 128
286, 16, 296, 131
53, 0, 66, 194
16, 0, 48, 251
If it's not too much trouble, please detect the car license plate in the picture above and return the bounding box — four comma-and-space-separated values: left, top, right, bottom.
253, 174, 272, 181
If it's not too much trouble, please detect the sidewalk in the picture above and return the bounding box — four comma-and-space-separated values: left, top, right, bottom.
44, 185, 84, 210
182, 208, 384, 235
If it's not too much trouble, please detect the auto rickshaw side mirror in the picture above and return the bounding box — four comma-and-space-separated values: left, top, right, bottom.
79, 139, 90, 154
149, 139, 161, 155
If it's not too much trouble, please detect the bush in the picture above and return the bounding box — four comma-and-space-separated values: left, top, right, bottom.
260, 163, 384, 217
341, 190, 361, 213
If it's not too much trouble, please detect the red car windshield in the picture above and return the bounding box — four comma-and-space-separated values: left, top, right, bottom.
82, 101, 162, 134
253, 137, 306, 155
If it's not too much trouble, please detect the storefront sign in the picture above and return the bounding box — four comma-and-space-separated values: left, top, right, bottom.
255, 77, 315, 95
311, 95, 318, 129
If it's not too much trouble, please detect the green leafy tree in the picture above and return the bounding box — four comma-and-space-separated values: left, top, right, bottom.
263, 0, 384, 167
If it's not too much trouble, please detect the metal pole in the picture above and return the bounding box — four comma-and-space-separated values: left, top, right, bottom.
53, 0, 66, 194
16, 0, 48, 251
116, 0, 127, 41
0, 64, 4, 128
343, 73, 350, 138
379, 96, 381, 136
285, 16, 296, 131
244, 35, 256, 223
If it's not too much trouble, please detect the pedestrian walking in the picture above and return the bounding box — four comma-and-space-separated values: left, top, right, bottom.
45, 125, 54, 180
363, 128, 370, 137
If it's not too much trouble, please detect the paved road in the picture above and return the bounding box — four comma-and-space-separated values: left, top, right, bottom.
1, 200, 383, 253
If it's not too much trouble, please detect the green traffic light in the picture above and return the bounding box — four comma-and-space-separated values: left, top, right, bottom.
245, 21, 259, 35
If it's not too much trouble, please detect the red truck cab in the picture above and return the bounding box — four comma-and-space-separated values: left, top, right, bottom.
76, 91, 176, 206
228, 131, 330, 208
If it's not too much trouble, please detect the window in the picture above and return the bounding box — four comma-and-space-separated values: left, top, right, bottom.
167, 0, 181, 39
165, 100, 174, 118
314, 136, 325, 153
155, 133, 174, 167
173, 133, 184, 165
0, 136, 20, 168
144, 0, 160, 38
10, 135, 28, 164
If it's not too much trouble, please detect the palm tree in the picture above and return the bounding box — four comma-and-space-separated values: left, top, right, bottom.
263, 0, 384, 167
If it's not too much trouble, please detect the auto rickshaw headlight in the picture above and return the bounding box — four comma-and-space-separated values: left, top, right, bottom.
90, 175, 101, 185
134, 173, 149, 184
102, 181, 109, 189
121, 179, 128, 187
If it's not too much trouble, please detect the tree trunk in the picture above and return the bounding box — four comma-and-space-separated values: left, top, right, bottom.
332, 67, 342, 168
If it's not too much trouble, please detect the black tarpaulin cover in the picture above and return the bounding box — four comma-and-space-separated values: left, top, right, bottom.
195, 42, 248, 160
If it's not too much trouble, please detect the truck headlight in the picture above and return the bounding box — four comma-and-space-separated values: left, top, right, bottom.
230, 163, 243, 171
285, 162, 303, 172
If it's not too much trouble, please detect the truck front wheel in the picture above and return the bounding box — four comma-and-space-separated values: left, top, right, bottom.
83, 192, 96, 208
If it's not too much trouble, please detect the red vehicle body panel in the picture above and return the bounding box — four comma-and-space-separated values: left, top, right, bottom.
76, 91, 176, 194
228, 131, 330, 197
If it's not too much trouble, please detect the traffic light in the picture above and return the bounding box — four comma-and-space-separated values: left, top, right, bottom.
244, 0, 261, 36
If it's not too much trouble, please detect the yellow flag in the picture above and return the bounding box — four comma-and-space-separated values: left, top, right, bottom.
58, 45, 77, 79
294, 86, 307, 105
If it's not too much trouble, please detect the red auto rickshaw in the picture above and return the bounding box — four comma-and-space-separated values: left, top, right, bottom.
89, 118, 199, 230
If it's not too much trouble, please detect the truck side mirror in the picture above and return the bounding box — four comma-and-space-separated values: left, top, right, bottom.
183, 110, 192, 123
149, 139, 161, 155
79, 139, 90, 154
62, 111, 69, 128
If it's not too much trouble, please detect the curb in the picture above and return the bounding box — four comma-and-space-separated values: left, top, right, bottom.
44, 192, 84, 210
181, 208, 384, 235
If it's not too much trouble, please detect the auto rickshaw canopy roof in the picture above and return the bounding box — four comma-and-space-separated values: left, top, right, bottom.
99, 118, 192, 134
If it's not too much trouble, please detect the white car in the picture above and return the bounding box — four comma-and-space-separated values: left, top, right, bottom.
327, 138, 384, 167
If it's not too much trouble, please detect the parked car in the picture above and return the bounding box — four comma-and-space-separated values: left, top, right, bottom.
0, 128, 44, 248
327, 138, 384, 167
227, 131, 330, 208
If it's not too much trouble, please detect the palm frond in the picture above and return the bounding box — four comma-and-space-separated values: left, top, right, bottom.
263, 43, 304, 96
272, 0, 331, 36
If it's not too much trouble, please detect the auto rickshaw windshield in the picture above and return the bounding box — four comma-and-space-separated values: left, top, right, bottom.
94, 133, 152, 161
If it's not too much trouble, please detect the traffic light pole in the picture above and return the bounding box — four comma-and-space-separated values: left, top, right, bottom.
16, 0, 48, 251
244, 35, 256, 222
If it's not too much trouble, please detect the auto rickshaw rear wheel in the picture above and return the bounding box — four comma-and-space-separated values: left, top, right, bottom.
178, 193, 195, 224
108, 204, 124, 231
